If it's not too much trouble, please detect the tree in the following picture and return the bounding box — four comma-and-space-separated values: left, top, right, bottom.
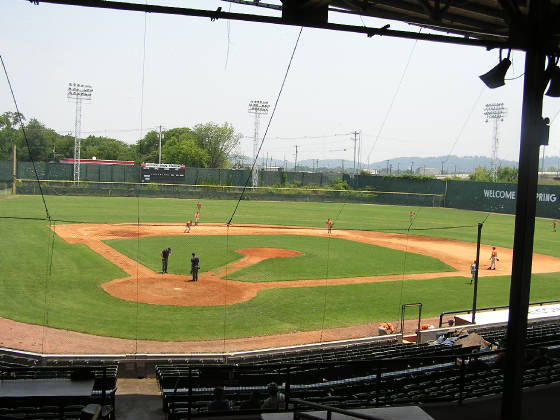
18, 119, 59, 162
162, 133, 209, 167
497, 166, 518, 183
192, 122, 242, 168
469, 166, 518, 183
469, 166, 493, 182
0, 112, 24, 160
136, 130, 161, 163
80, 136, 136, 161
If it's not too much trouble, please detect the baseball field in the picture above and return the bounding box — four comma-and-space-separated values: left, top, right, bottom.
1, 194, 560, 354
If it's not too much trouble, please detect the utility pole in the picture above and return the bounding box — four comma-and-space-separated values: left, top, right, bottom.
386, 160, 389, 174
294, 145, 299, 172
158, 125, 163, 164
11, 144, 16, 195
316, 159, 319, 173
351, 131, 359, 174
411, 161, 414, 174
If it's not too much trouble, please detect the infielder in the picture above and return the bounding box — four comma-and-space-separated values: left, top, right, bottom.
488, 247, 498, 270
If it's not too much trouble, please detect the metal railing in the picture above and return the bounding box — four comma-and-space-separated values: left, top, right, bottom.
438, 299, 560, 327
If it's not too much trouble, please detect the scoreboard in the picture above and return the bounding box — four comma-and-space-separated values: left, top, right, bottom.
140, 163, 186, 183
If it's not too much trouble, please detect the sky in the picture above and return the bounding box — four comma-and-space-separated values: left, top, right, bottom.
2, 0, 560, 168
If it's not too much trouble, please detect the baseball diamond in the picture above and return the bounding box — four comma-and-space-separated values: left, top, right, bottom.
2, 195, 560, 355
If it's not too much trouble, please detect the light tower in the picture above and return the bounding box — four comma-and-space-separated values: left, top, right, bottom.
67, 82, 93, 182
248, 100, 269, 187
484, 102, 507, 181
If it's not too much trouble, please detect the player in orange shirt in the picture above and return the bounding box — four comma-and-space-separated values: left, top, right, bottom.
488, 246, 498, 270
553, 220, 557, 232
409, 210, 415, 224
326, 218, 333, 234
184, 220, 193, 233
195, 211, 200, 226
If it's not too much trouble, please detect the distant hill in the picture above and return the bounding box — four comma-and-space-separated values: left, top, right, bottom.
237, 155, 560, 174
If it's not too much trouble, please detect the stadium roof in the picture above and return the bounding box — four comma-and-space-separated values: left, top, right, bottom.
31, 0, 560, 54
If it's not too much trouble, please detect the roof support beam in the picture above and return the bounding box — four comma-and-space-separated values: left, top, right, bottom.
501, 1, 550, 418
29, 0, 525, 51
416, 0, 451, 22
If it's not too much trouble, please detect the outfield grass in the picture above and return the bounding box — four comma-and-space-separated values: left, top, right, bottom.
1, 194, 560, 342
106, 235, 453, 281
2, 195, 559, 256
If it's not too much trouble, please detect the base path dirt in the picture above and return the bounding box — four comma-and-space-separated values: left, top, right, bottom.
51, 223, 560, 307
2, 222, 560, 354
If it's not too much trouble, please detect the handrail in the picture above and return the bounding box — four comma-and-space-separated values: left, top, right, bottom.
292, 398, 385, 420
439, 300, 560, 327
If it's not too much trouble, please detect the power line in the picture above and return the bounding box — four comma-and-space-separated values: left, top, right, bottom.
227, 27, 304, 225
1, 54, 51, 222
366, 28, 422, 167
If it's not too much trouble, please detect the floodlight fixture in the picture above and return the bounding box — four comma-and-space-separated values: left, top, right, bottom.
248, 100, 270, 114
248, 99, 269, 187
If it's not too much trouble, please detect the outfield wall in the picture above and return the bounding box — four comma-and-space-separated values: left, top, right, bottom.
0, 161, 343, 187
3, 161, 560, 218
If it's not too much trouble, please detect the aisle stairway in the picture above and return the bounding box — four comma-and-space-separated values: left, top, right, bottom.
115, 378, 165, 420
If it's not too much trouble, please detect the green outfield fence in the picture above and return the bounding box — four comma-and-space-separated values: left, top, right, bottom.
0, 161, 341, 187
3, 161, 560, 218
15, 179, 444, 206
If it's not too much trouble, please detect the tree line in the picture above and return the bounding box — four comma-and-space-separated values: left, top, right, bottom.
0, 112, 242, 168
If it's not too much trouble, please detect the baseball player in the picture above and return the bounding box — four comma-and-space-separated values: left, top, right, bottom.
161, 247, 171, 274
409, 210, 415, 224
553, 220, 557, 232
190, 253, 200, 282
488, 247, 498, 270
470, 260, 477, 284
197, 201, 202, 213
326, 218, 333, 234
195, 211, 200, 226
184, 220, 193, 233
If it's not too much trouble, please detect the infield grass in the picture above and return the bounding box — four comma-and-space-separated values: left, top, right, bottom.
106, 235, 453, 281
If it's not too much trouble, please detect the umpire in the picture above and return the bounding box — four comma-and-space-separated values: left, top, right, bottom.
190, 253, 200, 282
161, 247, 171, 274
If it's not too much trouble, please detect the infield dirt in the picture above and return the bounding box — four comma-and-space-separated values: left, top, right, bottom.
52, 222, 560, 307
2, 222, 560, 354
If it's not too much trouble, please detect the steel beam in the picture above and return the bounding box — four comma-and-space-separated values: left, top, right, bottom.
501, 1, 549, 418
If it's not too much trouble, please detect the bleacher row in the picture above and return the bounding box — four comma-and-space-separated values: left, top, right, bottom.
156, 320, 560, 419
0, 353, 118, 420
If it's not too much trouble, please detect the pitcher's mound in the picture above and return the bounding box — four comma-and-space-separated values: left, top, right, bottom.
101, 247, 303, 306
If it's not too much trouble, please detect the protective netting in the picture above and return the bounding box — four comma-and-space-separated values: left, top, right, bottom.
4, 179, 558, 356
